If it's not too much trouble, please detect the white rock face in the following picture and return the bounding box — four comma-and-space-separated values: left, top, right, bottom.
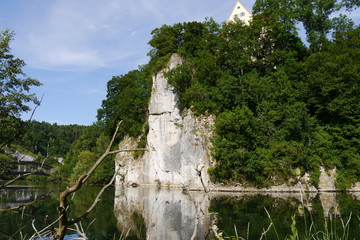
349, 182, 360, 192
116, 54, 214, 188
318, 167, 337, 191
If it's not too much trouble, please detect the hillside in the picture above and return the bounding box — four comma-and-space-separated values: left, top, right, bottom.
98, 4, 360, 189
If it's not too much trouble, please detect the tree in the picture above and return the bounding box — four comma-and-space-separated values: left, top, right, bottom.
97, 67, 151, 140
0, 29, 41, 147
253, 0, 359, 51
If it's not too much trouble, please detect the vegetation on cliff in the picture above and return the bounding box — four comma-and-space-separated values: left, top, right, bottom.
98, 1, 359, 188
2, 1, 359, 188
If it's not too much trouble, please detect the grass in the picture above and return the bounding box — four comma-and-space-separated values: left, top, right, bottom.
213, 212, 355, 240
212, 194, 358, 240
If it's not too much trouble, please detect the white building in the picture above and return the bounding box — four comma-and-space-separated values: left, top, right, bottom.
227, 0, 252, 24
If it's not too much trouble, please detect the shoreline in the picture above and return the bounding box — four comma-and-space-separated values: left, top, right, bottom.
114, 182, 360, 193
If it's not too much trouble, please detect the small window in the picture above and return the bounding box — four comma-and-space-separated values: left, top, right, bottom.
240, 12, 246, 17
237, 6, 241, 9
233, 14, 239, 19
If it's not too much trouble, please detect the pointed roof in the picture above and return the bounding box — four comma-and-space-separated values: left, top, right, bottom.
227, 0, 252, 24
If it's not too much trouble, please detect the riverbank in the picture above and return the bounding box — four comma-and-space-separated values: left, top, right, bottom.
115, 181, 360, 193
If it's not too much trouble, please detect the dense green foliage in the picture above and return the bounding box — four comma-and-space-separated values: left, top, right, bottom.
59, 122, 114, 183
0, 29, 41, 178
97, 0, 359, 187
97, 67, 152, 142
15, 120, 86, 158
3, 1, 359, 188
2, 120, 113, 184
138, 1, 359, 188
0, 29, 41, 148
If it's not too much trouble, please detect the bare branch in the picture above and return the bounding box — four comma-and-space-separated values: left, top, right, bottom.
50, 120, 149, 239
81, 120, 122, 183
32, 219, 45, 240
195, 163, 208, 193
182, 164, 212, 240
29, 213, 66, 239
68, 169, 118, 225
54, 121, 148, 239
28, 95, 44, 122
0, 172, 34, 189
259, 223, 273, 240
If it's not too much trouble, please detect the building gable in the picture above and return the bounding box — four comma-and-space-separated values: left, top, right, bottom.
227, 0, 252, 24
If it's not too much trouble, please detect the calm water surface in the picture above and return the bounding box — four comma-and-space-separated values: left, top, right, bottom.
0, 181, 359, 239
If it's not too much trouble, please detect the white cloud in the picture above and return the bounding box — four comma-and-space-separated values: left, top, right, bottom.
10, 0, 359, 73
8, 0, 254, 73
15, 0, 159, 71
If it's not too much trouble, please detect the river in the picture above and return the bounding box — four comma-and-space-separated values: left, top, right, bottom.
0, 182, 359, 239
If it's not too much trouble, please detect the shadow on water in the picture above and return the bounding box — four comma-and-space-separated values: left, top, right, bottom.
0, 182, 359, 240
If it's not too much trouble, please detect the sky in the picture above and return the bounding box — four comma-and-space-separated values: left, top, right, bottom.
0, 0, 359, 126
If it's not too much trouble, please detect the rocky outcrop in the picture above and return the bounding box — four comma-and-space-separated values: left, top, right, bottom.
318, 167, 337, 192
114, 54, 359, 192
115, 54, 214, 188
350, 182, 360, 192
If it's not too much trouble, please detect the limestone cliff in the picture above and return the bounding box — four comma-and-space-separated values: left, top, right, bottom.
114, 54, 360, 191
115, 54, 214, 188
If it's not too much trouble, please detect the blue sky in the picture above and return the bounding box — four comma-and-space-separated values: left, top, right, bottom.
0, 0, 359, 125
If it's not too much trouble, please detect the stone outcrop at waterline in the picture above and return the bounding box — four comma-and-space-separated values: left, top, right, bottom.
115, 54, 360, 192
115, 54, 214, 188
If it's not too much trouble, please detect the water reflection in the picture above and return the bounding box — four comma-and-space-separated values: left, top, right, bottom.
114, 187, 211, 239
0, 183, 118, 240
0, 186, 48, 209
114, 187, 360, 240
1, 183, 359, 240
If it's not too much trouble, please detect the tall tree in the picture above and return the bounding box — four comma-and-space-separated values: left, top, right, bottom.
97, 67, 151, 139
253, 0, 358, 51
0, 29, 41, 147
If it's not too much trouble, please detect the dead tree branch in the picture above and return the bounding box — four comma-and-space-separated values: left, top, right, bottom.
0, 172, 34, 190
29, 213, 66, 239
182, 163, 214, 240
68, 170, 118, 225
54, 121, 148, 240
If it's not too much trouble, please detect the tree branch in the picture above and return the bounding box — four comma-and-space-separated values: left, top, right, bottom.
68, 169, 118, 225
182, 165, 213, 240
0, 172, 34, 189
54, 121, 148, 240
0, 95, 43, 150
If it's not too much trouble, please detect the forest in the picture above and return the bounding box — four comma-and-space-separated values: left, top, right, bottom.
1, 0, 359, 189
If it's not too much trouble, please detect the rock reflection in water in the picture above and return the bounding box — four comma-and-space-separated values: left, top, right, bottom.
319, 193, 340, 216
114, 187, 360, 240
114, 186, 210, 240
